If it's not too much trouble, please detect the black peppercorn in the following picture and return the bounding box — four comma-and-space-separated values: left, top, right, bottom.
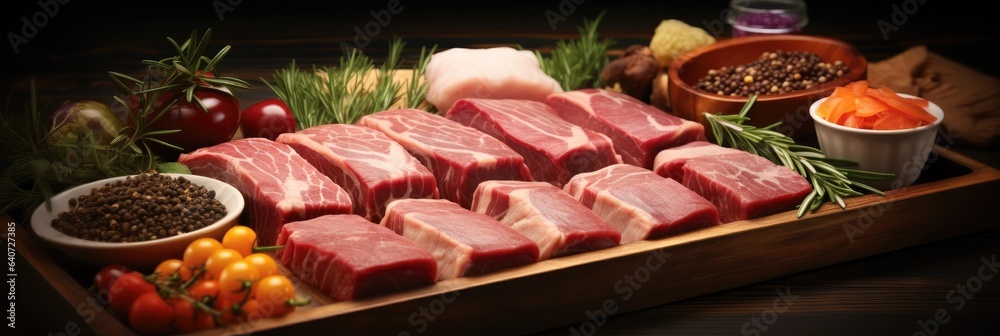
696, 50, 849, 97
50, 173, 227, 243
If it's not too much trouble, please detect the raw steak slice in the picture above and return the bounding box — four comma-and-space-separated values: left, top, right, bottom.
381, 199, 540, 279
358, 109, 532, 208
178, 138, 352, 245
652, 141, 812, 223
276, 124, 439, 223
565, 164, 719, 244
277, 214, 437, 301
471, 180, 621, 260
446, 98, 622, 187
545, 88, 707, 168
425, 47, 563, 112
652, 141, 746, 181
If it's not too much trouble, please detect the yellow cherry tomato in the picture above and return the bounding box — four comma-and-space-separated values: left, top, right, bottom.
252, 275, 295, 317
183, 238, 223, 268
243, 253, 279, 278
217, 260, 260, 303
154, 259, 192, 283
204, 248, 244, 280
222, 226, 257, 257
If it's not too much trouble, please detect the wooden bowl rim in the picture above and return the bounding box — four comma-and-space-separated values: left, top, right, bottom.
668, 34, 868, 103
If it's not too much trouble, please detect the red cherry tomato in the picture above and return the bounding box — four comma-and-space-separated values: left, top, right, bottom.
129, 87, 241, 160
93, 265, 131, 293
171, 298, 216, 333
129, 292, 175, 335
240, 99, 296, 141
108, 272, 156, 318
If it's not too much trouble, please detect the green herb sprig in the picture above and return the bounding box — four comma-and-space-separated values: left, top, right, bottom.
264, 37, 437, 129
536, 12, 616, 91
704, 95, 894, 217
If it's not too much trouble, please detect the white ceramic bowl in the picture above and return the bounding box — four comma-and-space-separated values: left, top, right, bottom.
31, 174, 244, 270
809, 94, 944, 191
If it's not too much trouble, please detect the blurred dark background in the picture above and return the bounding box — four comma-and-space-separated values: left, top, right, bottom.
0, 0, 997, 109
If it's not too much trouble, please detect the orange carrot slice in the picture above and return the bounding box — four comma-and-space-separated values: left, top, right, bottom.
830, 86, 854, 100
842, 113, 864, 128
872, 113, 923, 130
855, 95, 892, 117
826, 97, 856, 124
906, 97, 929, 108
867, 87, 937, 124
817, 96, 842, 119
846, 80, 869, 96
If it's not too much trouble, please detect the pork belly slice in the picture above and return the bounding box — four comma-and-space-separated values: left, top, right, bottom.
424, 47, 564, 112
446, 98, 621, 187
178, 138, 352, 245
565, 164, 719, 244
358, 109, 532, 208
276, 124, 439, 223
471, 181, 621, 260
652, 141, 812, 223
381, 199, 540, 280
545, 88, 706, 168
276, 214, 437, 301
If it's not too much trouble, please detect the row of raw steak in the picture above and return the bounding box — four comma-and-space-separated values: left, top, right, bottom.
178, 88, 810, 301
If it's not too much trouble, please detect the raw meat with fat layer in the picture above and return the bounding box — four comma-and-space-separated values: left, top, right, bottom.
471, 180, 621, 260
178, 138, 352, 245
446, 98, 622, 187
276, 214, 438, 301
359, 109, 532, 208
381, 199, 540, 279
276, 124, 439, 223
565, 164, 719, 244
545, 88, 706, 168
652, 141, 812, 222
424, 47, 564, 112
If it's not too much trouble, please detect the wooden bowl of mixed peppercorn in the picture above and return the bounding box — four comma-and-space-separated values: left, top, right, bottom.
30, 173, 244, 270
668, 34, 867, 142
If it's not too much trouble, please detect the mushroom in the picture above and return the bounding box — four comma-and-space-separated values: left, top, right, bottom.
602, 45, 660, 102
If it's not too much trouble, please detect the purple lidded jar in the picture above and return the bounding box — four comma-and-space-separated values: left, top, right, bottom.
728, 0, 808, 37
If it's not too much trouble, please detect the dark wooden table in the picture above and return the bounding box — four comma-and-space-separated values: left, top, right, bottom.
3, 1, 998, 335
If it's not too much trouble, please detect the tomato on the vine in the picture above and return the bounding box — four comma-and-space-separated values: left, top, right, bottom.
213, 296, 237, 326
234, 299, 264, 324
187, 279, 221, 303
108, 272, 156, 317
222, 226, 257, 257
253, 275, 296, 318
170, 298, 215, 334
204, 248, 244, 280
240, 98, 296, 141
129, 292, 174, 336
218, 260, 260, 302
154, 259, 192, 283
93, 265, 131, 293
183, 238, 223, 269
244, 253, 279, 278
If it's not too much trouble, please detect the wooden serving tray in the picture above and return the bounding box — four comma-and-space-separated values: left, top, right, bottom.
16, 145, 1000, 336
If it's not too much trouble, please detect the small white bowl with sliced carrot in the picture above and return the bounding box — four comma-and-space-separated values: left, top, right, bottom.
809, 80, 944, 190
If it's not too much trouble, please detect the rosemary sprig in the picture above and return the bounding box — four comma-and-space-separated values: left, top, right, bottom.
405, 44, 437, 110
703, 95, 894, 217
536, 12, 616, 90
264, 38, 437, 128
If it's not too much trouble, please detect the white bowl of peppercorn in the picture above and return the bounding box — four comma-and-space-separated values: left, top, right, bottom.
30, 173, 244, 270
